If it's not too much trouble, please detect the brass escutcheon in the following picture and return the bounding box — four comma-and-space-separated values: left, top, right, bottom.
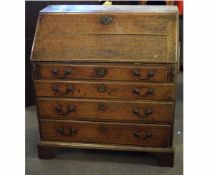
100, 16, 112, 25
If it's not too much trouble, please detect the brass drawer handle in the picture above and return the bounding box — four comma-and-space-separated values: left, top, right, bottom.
133, 70, 140, 77
133, 132, 141, 138
133, 70, 155, 80
68, 105, 75, 112
99, 124, 108, 133
133, 108, 153, 118
55, 104, 62, 112
62, 105, 76, 115
133, 131, 152, 140
64, 69, 71, 75
146, 88, 153, 95
100, 16, 112, 25
52, 85, 74, 95
52, 85, 60, 92
140, 70, 155, 80
133, 88, 140, 95
52, 68, 59, 75
148, 70, 155, 77
51, 68, 71, 79
68, 127, 77, 136
57, 127, 77, 136
55, 104, 76, 116
97, 68, 107, 77
66, 85, 74, 94
98, 84, 106, 93
133, 88, 154, 96
57, 127, 64, 134
144, 109, 153, 116
98, 103, 106, 111
133, 108, 140, 116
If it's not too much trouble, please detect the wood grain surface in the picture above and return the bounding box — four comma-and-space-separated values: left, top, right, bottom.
31, 6, 178, 63
37, 63, 170, 82
31, 5, 178, 164
35, 80, 175, 101
36, 14, 169, 35
40, 120, 171, 147
38, 98, 174, 123
32, 34, 168, 62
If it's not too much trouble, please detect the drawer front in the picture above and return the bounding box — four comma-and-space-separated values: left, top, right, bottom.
35, 81, 175, 101
40, 120, 171, 147
38, 98, 173, 123
32, 35, 168, 62
36, 63, 169, 82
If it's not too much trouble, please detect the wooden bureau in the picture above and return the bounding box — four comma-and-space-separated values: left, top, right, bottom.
31, 5, 178, 167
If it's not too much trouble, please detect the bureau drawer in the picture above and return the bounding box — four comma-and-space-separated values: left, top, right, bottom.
38, 98, 173, 123
36, 63, 169, 82
40, 120, 171, 147
35, 80, 175, 101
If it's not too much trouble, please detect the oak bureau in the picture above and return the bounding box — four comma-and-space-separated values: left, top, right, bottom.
31, 5, 179, 167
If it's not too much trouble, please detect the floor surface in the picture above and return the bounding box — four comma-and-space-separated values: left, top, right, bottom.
26, 73, 183, 175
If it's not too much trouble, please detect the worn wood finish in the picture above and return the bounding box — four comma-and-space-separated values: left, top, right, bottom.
40, 120, 171, 147
32, 34, 168, 62
33, 62, 176, 83
31, 5, 178, 166
36, 13, 169, 35
31, 5, 178, 63
35, 80, 175, 101
36, 63, 170, 82
38, 98, 173, 123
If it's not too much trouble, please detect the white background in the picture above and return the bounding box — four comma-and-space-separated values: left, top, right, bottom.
0, 0, 210, 174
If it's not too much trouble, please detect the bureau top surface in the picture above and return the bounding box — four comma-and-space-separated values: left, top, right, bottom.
41, 5, 178, 14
